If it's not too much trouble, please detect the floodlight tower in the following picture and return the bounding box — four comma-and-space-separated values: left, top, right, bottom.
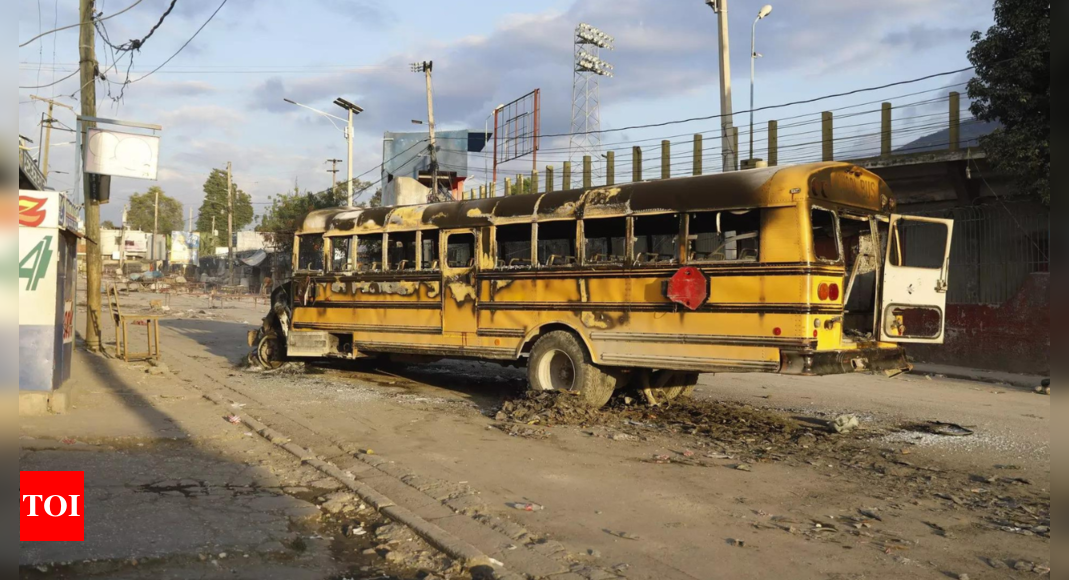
570, 23, 614, 180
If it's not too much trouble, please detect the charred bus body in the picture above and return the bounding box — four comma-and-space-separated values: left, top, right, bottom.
252, 162, 954, 407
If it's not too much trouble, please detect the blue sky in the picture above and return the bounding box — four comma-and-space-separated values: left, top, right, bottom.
18, 0, 995, 227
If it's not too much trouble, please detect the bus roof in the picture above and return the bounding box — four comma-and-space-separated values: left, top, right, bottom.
300, 162, 894, 236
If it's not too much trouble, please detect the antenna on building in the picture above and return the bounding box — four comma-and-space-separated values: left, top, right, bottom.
570, 23, 615, 180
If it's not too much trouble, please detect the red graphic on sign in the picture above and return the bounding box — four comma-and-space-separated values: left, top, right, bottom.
20, 471, 85, 542
19, 196, 49, 228
63, 301, 75, 343
666, 267, 709, 312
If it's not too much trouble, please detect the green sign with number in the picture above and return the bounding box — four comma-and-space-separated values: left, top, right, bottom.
19, 235, 54, 292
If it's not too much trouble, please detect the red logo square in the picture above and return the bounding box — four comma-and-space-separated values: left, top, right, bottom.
20, 471, 85, 542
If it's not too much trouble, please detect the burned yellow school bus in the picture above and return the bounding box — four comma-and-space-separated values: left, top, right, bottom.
252, 162, 954, 407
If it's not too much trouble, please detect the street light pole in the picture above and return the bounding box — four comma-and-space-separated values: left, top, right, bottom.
750, 5, 773, 164
283, 97, 363, 206
705, 0, 736, 173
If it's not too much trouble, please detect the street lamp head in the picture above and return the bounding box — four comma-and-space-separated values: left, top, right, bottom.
334, 98, 363, 114
758, 5, 773, 19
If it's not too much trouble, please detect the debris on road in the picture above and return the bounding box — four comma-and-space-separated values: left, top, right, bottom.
507, 502, 545, 512
726, 538, 746, 548
224, 414, 242, 425
831, 414, 861, 434
919, 422, 974, 437
604, 529, 641, 541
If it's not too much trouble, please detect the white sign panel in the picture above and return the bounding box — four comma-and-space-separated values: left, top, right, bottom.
85, 128, 160, 180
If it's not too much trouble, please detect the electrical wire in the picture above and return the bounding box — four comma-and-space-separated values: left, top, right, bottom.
121, 0, 230, 86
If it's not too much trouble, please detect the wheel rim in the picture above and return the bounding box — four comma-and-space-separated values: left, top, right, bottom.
537, 349, 576, 391
258, 337, 283, 369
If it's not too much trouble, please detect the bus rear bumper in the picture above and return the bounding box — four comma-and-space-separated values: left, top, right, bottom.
780, 346, 911, 377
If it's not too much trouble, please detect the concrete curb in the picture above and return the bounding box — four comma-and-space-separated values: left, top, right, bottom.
202, 392, 507, 576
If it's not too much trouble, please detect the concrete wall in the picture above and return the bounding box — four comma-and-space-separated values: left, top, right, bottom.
909, 273, 1049, 375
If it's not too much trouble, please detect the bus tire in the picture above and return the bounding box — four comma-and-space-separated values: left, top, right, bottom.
528, 331, 617, 408
661, 372, 700, 401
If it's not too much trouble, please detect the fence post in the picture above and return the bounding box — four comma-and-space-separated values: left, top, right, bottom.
562, 161, 571, 191
479, 185, 486, 199
546, 166, 554, 193
583, 155, 592, 188
632, 146, 642, 182
531, 170, 539, 195
730, 128, 739, 170
821, 112, 834, 162
661, 140, 671, 180
949, 91, 961, 151
605, 151, 615, 186
505, 177, 512, 197
767, 121, 778, 166
516, 174, 523, 195
881, 103, 892, 158
693, 134, 703, 175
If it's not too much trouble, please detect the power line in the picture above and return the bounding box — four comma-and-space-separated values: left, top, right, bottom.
120, 0, 229, 86
18, 0, 145, 48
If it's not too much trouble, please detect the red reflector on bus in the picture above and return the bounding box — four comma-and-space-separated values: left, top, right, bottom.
817, 283, 830, 301
814, 330, 819, 338
829, 283, 840, 301
773, 328, 782, 336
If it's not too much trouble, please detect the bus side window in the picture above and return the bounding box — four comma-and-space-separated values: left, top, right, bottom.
356, 234, 383, 272
297, 234, 325, 271
421, 232, 440, 270
496, 224, 533, 269
537, 221, 577, 267
812, 207, 841, 262
330, 237, 352, 271
633, 214, 680, 265
584, 217, 627, 265
688, 210, 760, 262
446, 233, 476, 268
387, 232, 418, 271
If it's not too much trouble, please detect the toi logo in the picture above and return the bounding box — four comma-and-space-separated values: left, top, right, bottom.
20, 471, 85, 542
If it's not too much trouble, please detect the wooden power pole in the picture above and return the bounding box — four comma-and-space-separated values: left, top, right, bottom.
227, 162, 234, 286
326, 158, 341, 192
80, 0, 103, 352
152, 186, 160, 263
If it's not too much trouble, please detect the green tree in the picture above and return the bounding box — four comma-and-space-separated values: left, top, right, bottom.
508, 177, 533, 196
967, 0, 1049, 204
196, 169, 254, 254
257, 180, 372, 258
101, 220, 117, 230
128, 187, 184, 245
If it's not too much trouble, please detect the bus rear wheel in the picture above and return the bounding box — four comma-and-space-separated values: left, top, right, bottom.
528, 331, 617, 408
660, 372, 700, 401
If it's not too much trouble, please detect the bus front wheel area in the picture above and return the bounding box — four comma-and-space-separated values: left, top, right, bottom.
528, 331, 619, 408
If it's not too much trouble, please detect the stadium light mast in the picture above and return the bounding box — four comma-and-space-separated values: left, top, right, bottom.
570, 23, 615, 180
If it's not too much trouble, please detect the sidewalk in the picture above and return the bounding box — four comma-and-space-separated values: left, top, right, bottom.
18, 347, 459, 580
911, 362, 1049, 390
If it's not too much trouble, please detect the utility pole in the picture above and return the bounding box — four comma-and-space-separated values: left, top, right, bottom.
706, 0, 737, 173
227, 162, 235, 286
30, 95, 74, 180
80, 0, 103, 352
188, 206, 193, 232
412, 61, 442, 200
326, 158, 342, 192
152, 186, 160, 263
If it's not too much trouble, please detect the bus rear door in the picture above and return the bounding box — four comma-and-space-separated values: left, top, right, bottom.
879, 215, 954, 344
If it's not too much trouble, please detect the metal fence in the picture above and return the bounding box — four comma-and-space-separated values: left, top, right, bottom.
905, 201, 1049, 305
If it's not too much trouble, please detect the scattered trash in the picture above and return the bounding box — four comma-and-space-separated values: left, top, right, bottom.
610, 432, 636, 442
994, 464, 1022, 471
923, 422, 974, 437
361, 449, 375, 455
342, 523, 367, 538
61, 438, 76, 445
1013, 561, 1036, 572
587, 549, 601, 558
489, 558, 504, 567
682, 449, 695, 458
858, 508, 883, 522
727, 538, 746, 548
831, 414, 861, 434
1034, 383, 1049, 395
604, 529, 640, 541
734, 463, 753, 472
507, 502, 545, 512
224, 415, 242, 425
956, 574, 969, 580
